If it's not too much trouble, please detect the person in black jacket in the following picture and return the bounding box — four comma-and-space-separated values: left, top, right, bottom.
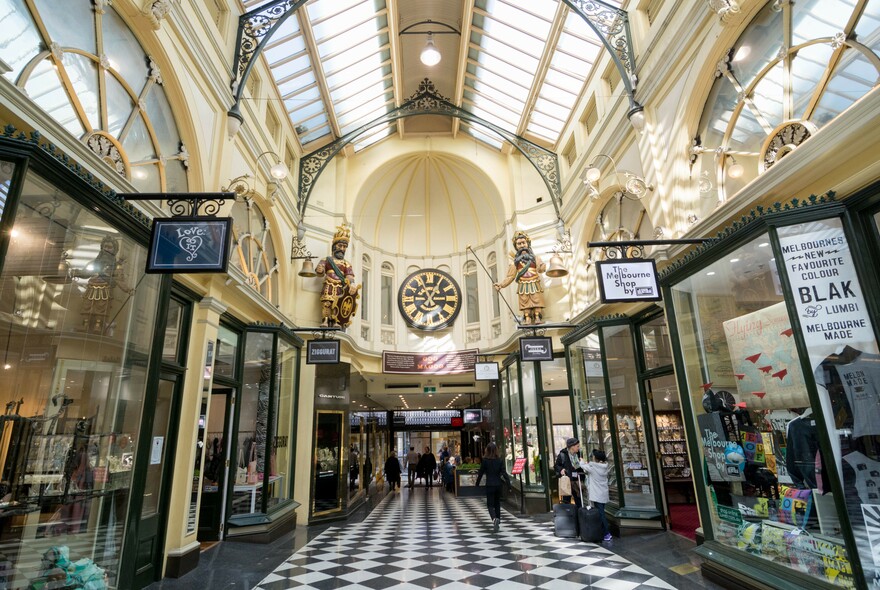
554, 437, 586, 507
384, 451, 402, 491
476, 443, 511, 531
418, 446, 437, 488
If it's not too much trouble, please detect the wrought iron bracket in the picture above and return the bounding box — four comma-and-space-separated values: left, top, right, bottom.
588, 238, 713, 259
298, 79, 561, 217
516, 322, 574, 336
118, 192, 234, 217
560, 0, 639, 112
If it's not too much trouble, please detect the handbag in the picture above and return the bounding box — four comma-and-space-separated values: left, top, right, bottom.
247, 442, 258, 484
235, 447, 247, 485
558, 475, 572, 498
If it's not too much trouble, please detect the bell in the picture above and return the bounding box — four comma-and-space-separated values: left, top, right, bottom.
298, 259, 317, 278
545, 253, 569, 278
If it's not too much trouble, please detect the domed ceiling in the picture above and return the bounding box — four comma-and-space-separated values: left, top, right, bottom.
353, 152, 504, 256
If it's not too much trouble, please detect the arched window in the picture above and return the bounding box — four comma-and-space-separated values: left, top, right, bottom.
0, 0, 189, 192
381, 262, 393, 326
487, 252, 500, 318
230, 199, 278, 305
692, 1, 879, 214
361, 254, 371, 321
591, 192, 654, 259
464, 261, 480, 324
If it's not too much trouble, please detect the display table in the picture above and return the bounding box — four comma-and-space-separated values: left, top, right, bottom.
233, 475, 283, 513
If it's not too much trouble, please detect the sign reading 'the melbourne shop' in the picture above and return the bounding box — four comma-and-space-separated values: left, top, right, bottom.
596, 259, 661, 303
147, 217, 232, 273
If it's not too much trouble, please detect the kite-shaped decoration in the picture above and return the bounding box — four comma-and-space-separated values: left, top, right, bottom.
772, 369, 788, 381
702, 382, 714, 391
746, 353, 762, 364
758, 365, 773, 374
735, 373, 746, 380
752, 392, 766, 399
780, 328, 794, 337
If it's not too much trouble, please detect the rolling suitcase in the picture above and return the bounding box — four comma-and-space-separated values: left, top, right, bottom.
575, 474, 603, 543
552, 502, 579, 538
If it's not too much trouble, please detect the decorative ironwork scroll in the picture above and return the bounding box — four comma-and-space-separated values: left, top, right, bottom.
560, 0, 638, 107
298, 79, 561, 217
230, 0, 309, 99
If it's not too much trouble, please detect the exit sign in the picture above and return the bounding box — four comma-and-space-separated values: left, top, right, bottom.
424, 386, 436, 393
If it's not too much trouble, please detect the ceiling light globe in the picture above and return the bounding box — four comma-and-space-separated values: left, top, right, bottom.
628, 108, 646, 132
420, 35, 441, 66
270, 162, 288, 180
727, 161, 744, 179
585, 166, 601, 184
227, 110, 243, 138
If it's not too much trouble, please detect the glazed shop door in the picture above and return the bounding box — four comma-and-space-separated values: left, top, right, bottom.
198, 385, 234, 542
542, 394, 574, 501
133, 374, 181, 587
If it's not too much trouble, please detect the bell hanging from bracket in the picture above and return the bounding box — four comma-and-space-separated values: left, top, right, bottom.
298, 258, 317, 278
545, 253, 569, 278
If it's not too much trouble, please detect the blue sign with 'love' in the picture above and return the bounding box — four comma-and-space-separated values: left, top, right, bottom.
147, 217, 233, 273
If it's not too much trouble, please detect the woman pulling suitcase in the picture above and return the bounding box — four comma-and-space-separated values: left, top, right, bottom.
554, 437, 586, 506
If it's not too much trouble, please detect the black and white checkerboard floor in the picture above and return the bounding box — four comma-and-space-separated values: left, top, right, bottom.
254, 488, 676, 590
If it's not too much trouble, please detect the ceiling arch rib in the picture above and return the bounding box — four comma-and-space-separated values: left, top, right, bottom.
231, 0, 639, 153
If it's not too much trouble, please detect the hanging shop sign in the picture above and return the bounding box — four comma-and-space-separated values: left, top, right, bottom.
307, 340, 341, 364
474, 362, 499, 381
382, 349, 477, 375
595, 259, 661, 303
146, 217, 232, 273
519, 336, 553, 362
464, 409, 483, 424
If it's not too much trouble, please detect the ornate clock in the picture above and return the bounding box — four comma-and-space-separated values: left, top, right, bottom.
398, 268, 462, 331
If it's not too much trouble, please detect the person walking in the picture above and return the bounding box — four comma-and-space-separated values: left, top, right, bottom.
554, 437, 586, 507
406, 446, 419, 488
384, 451, 402, 492
475, 443, 510, 532
418, 446, 437, 488
583, 449, 612, 542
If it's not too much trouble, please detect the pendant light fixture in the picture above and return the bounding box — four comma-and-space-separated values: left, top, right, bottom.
420, 33, 441, 66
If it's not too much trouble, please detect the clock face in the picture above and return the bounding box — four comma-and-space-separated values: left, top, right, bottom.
398, 268, 462, 331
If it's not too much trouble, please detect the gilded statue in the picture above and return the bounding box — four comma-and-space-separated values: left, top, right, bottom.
494, 230, 546, 325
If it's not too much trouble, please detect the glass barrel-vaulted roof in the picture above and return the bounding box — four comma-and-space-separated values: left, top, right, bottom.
242, 0, 622, 153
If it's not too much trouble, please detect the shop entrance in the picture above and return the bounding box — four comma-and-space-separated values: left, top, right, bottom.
644, 374, 697, 540
133, 373, 183, 586
541, 393, 574, 501
197, 385, 235, 543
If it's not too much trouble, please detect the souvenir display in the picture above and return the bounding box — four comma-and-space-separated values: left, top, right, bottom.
655, 411, 691, 481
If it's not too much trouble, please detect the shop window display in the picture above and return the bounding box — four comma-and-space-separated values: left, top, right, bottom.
669, 223, 880, 588
569, 330, 618, 504
521, 362, 541, 485
604, 325, 655, 509
0, 169, 161, 588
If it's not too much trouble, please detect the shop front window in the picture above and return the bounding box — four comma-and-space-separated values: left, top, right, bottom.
670, 228, 863, 587
509, 363, 523, 477
501, 369, 512, 473
569, 330, 617, 504
640, 315, 672, 370
0, 169, 161, 588
267, 338, 296, 510
233, 329, 297, 516
604, 325, 655, 509
521, 362, 540, 485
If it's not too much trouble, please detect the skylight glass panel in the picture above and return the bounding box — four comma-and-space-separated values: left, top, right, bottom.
461, 123, 504, 150
338, 99, 394, 134
525, 9, 611, 144
353, 123, 395, 152
465, 0, 556, 135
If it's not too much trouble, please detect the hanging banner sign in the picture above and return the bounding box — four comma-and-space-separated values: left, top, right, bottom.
596, 259, 662, 302
474, 362, 500, 381
519, 336, 553, 362
778, 224, 875, 353
307, 340, 341, 364
382, 349, 477, 374
146, 217, 232, 273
